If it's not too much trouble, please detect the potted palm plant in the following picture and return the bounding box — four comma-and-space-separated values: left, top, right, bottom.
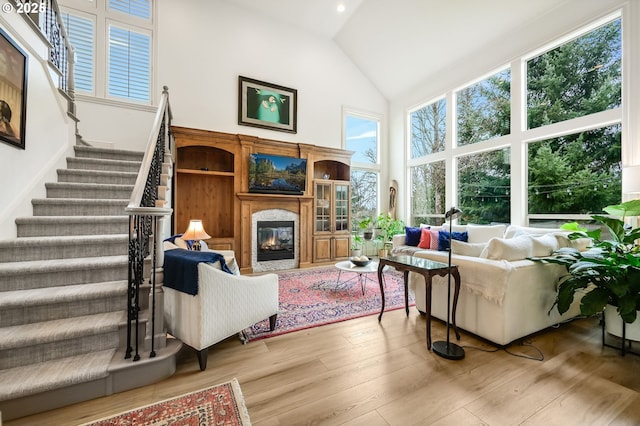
531, 199, 640, 340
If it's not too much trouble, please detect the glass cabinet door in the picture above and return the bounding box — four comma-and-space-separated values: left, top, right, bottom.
334, 183, 349, 232
315, 182, 331, 232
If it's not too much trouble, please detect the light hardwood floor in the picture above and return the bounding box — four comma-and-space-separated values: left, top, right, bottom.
7, 310, 640, 425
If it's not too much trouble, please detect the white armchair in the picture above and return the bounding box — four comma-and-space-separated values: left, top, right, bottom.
163, 248, 278, 370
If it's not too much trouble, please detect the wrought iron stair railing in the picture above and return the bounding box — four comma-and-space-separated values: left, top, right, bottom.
125, 86, 173, 361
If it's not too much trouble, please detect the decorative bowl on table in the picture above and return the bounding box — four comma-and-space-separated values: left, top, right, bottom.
350, 256, 372, 267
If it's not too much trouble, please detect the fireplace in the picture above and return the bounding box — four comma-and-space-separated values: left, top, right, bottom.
257, 221, 295, 261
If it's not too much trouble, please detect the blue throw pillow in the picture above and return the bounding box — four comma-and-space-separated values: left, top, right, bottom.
438, 230, 469, 251
405, 226, 422, 246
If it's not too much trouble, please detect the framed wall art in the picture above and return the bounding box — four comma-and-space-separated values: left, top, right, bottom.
0, 28, 27, 149
238, 76, 297, 133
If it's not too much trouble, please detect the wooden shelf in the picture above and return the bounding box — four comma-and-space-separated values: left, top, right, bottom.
176, 168, 235, 177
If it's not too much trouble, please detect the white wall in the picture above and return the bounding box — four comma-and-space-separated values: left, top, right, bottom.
0, 15, 76, 239
387, 0, 631, 224
156, 0, 387, 150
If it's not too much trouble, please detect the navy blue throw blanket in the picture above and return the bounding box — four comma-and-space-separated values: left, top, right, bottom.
163, 248, 233, 295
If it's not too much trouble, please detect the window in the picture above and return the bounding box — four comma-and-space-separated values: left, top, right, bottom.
528, 125, 621, 215
410, 161, 445, 226
458, 149, 511, 224
456, 68, 510, 146
527, 18, 621, 129
60, 0, 154, 103
410, 98, 446, 158
62, 12, 94, 93
108, 24, 150, 101
405, 12, 623, 227
345, 112, 380, 225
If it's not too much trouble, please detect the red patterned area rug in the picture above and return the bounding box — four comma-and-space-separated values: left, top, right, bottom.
243, 265, 413, 342
82, 378, 251, 425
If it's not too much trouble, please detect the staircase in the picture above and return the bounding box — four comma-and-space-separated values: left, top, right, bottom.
0, 145, 180, 421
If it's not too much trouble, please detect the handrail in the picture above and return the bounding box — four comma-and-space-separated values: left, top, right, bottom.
127, 86, 172, 211
124, 86, 173, 362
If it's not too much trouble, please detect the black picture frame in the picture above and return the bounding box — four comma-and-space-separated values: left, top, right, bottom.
238, 76, 297, 133
0, 28, 27, 149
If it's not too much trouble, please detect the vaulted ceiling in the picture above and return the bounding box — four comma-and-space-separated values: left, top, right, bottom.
223, 0, 570, 99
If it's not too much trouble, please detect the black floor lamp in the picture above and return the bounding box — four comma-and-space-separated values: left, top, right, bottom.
432, 206, 465, 360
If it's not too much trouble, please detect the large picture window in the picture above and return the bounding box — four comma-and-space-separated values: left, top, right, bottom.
406, 12, 623, 227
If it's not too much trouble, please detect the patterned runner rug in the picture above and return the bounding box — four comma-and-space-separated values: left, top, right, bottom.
243, 264, 414, 341
82, 378, 251, 425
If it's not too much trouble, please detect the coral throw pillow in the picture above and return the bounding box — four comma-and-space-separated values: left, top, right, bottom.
418, 228, 431, 249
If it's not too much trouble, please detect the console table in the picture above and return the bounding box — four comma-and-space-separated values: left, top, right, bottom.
377, 255, 461, 349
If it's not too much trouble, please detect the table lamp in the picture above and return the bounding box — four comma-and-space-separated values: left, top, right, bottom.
432, 207, 466, 360
183, 219, 211, 251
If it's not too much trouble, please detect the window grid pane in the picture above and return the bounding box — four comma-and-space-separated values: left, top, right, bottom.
62, 12, 94, 92
346, 115, 378, 164
410, 99, 446, 159
457, 68, 510, 145
350, 169, 378, 227
527, 124, 621, 215
527, 18, 621, 130
109, 0, 151, 19
108, 25, 150, 101
410, 161, 445, 226
458, 149, 511, 224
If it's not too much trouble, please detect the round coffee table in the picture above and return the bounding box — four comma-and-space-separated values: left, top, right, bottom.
335, 260, 379, 295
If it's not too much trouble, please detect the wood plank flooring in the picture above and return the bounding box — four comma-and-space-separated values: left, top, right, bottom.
6, 310, 640, 425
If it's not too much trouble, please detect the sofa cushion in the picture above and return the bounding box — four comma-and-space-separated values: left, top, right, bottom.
480, 235, 534, 260
438, 230, 469, 251
466, 224, 506, 243
504, 225, 563, 239
451, 239, 486, 257
405, 226, 422, 246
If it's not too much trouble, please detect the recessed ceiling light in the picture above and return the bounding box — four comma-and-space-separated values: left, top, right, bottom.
337, 3, 346, 13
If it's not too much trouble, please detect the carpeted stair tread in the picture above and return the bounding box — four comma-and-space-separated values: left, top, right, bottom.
0, 235, 128, 262
74, 145, 144, 161
0, 255, 128, 276
31, 198, 129, 216
0, 349, 116, 401
67, 157, 142, 173
45, 182, 135, 195
15, 215, 129, 237
0, 311, 126, 350
57, 169, 138, 184
0, 281, 127, 309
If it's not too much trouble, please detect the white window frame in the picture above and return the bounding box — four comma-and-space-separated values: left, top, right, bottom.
60, 0, 157, 107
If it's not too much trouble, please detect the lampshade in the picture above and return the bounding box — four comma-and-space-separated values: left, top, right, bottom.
445, 207, 463, 220
183, 220, 211, 241
622, 165, 640, 194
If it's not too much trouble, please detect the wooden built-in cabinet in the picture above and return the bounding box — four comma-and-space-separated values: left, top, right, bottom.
171, 126, 353, 272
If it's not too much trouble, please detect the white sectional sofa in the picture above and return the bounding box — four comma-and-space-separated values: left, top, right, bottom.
391, 224, 587, 346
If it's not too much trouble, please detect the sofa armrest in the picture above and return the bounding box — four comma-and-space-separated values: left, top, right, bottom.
392, 233, 406, 248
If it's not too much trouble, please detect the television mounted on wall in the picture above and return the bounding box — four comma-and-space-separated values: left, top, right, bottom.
249, 153, 307, 195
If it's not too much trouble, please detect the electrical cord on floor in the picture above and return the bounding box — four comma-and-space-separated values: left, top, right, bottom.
460, 339, 544, 361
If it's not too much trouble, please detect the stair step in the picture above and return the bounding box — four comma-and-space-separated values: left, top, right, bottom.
67, 157, 141, 173
74, 145, 144, 162
0, 349, 115, 402
57, 169, 138, 185
32, 198, 129, 216
0, 235, 128, 262
45, 182, 134, 200
0, 255, 128, 291
15, 216, 129, 237
0, 281, 128, 327
0, 312, 123, 369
